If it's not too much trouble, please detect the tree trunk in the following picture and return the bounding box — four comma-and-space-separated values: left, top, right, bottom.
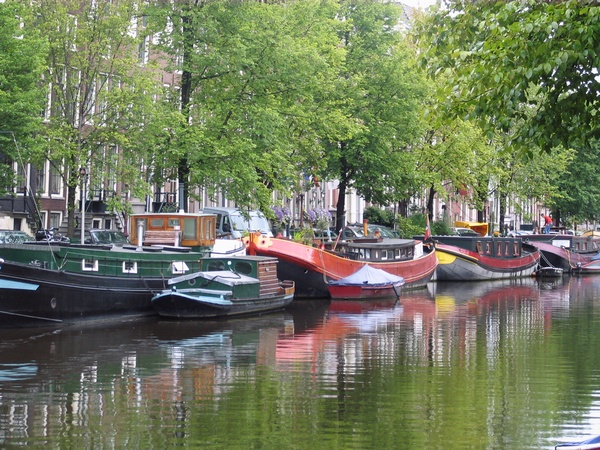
427, 185, 435, 221
397, 199, 408, 217
178, 4, 197, 213
335, 178, 347, 234
67, 183, 76, 237
499, 194, 506, 236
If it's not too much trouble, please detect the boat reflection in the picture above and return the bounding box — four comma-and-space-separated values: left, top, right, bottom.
273, 279, 570, 372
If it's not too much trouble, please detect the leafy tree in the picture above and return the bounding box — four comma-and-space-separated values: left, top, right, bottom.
147, 0, 345, 214
363, 206, 395, 227
33, 0, 167, 236
0, 1, 47, 192
414, 106, 496, 224
417, 0, 600, 153
321, 0, 427, 231
550, 140, 600, 226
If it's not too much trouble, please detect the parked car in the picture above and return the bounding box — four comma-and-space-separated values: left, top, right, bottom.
313, 229, 337, 241
0, 230, 34, 244
338, 224, 399, 239
87, 229, 130, 246
340, 226, 365, 240
450, 227, 480, 237
368, 224, 400, 238
203, 207, 273, 239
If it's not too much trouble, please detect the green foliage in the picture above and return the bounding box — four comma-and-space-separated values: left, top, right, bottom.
418, 0, 600, 153
363, 206, 395, 227
0, 0, 47, 190
292, 227, 315, 246
551, 140, 600, 223
395, 214, 426, 239
321, 0, 428, 210
33, 0, 167, 236
147, 0, 345, 212
432, 219, 453, 236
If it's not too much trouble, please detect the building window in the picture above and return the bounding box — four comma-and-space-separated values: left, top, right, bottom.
50, 161, 62, 195
36, 163, 47, 195
49, 212, 61, 229
39, 211, 47, 229
14, 162, 27, 193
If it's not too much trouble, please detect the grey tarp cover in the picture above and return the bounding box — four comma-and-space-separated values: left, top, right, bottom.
328, 264, 405, 287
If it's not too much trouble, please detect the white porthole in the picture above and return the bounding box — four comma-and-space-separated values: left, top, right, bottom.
123, 261, 138, 274
172, 261, 189, 275
81, 259, 99, 272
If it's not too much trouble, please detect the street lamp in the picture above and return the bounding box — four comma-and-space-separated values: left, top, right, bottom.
79, 167, 87, 243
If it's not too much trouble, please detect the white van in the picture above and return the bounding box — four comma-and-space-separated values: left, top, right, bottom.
203, 207, 273, 239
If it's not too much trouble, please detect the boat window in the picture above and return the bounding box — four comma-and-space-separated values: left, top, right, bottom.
172, 261, 189, 274
234, 261, 253, 275
476, 242, 483, 254
505, 244, 510, 256
206, 261, 225, 271
168, 218, 180, 228
123, 261, 137, 274
381, 250, 389, 261
150, 218, 164, 228
513, 243, 520, 256
497, 243, 502, 256
81, 259, 98, 272
183, 218, 197, 240
485, 242, 492, 255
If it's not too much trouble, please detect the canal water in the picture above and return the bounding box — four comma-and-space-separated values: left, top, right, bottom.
1, 276, 600, 449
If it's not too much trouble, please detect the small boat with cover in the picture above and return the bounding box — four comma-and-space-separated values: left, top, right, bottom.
151, 255, 295, 318
327, 264, 404, 300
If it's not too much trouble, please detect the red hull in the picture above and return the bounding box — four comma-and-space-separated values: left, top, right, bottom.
328, 282, 402, 300
244, 235, 437, 298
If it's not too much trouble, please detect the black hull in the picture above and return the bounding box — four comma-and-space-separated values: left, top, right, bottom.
0, 261, 168, 327
276, 259, 331, 298
152, 292, 294, 318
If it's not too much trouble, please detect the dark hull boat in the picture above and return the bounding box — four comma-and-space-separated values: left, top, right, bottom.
533, 266, 564, 278
527, 240, 599, 273
555, 435, 600, 450
244, 234, 437, 299
151, 256, 294, 318
327, 264, 404, 300
432, 236, 540, 281
0, 212, 221, 327
0, 242, 210, 327
525, 234, 600, 273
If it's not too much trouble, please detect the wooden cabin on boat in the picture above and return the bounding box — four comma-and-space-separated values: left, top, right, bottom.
129, 213, 217, 250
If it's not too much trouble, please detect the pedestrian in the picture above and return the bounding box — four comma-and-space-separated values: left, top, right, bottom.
541, 212, 552, 234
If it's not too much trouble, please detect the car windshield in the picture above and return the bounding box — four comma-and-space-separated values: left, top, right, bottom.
230, 213, 270, 234
369, 226, 399, 238
0, 231, 33, 244
90, 230, 129, 244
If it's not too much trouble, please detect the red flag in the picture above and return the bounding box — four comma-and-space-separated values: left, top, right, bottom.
424, 214, 431, 240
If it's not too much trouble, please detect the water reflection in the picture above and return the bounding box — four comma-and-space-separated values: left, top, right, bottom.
2, 277, 600, 448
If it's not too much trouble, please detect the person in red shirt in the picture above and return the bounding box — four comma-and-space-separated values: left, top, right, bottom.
541, 213, 552, 234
